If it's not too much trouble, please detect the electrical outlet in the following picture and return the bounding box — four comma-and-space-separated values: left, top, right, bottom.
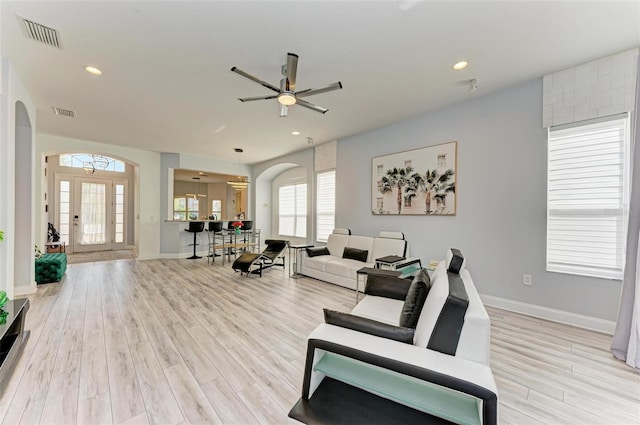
523, 274, 532, 286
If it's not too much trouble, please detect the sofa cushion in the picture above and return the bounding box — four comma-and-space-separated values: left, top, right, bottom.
370, 237, 408, 261
351, 295, 404, 325
303, 255, 335, 272
346, 236, 375, 260
326, 233, 350, 256
343, 247, 369, 262
306, 246, 330, 257
399, 269, 431, 328
364, 274, 411, 300
325, 258, 373, 279
324, 309, 414, 344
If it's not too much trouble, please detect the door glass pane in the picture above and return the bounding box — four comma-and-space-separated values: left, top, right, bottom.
59, 180, 71, 245
80, 182, 106, 245
114, 184, 125, 245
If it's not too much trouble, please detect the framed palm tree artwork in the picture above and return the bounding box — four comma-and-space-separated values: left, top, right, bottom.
372, 141, 457, 215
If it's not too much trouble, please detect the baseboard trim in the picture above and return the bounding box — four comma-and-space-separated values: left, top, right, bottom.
480, 294, 616, 335
154, 251, 213, 260
14, 283, 37, 297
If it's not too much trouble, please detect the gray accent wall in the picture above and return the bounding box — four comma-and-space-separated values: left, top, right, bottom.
336, 78, 623, 321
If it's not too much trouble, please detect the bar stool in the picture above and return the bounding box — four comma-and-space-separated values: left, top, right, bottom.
184, 221, 205, 259
239, 220, 253, 253
206, 221, 224, 264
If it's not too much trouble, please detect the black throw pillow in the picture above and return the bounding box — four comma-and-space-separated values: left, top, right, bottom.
342, 247, 369, 262
324, 309, 415, 344
306, 246, 330, 257
399, 269, 431, 328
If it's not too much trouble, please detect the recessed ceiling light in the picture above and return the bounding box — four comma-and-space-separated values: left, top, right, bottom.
291, 131, 300, 136
85, 66, 102, 75
452, 61, 468, 71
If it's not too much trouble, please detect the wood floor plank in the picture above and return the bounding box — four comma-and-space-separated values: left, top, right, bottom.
201, 377, 259, 425
77, 392, 113, 425
100, 277, 145, 424
186, 326, 255, 392
131, 340, 184, 425
78, 280, 109, 402
237, 383, 288, 425
164, 363, 222, 425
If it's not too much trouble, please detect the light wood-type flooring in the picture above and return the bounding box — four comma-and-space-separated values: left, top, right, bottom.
1, 258, 638, 424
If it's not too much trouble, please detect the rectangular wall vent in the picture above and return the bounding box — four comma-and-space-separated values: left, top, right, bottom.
19, 16, 62, 49
52, 107, 75, 118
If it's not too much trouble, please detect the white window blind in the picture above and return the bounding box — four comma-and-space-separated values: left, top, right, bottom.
279, 183, 307, 238
317, 170, 336, 242
547, 115, 629, 279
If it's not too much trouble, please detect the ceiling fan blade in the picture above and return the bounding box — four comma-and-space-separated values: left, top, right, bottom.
238, 95, 278, 102
230, 67, 280, 93
295, 82, 343, 98
286, 53, 298, 91
296, 99, 328, 114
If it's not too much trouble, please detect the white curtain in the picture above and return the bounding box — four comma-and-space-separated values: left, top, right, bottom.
611, 56, 640, 369
80, 182, 106, 245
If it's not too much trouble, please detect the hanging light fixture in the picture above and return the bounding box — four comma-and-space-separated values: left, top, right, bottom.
227, 148, 250, 190
78, 153, 112, 174
186, 177, 207, 200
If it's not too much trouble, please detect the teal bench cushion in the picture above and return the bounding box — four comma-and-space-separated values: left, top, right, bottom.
35, 253, 67, 284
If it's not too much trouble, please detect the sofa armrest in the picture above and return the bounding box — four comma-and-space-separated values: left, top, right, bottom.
303, 323, 498, 425
324, 309, 414, 344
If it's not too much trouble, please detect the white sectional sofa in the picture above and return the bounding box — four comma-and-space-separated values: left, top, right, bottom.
300, 228, 407, 290
289, 249, 497, 425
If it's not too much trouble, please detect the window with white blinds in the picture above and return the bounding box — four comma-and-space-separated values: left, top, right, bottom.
279, 183, 307, 238
547, 115, 630, 280
316, 170, 336, 242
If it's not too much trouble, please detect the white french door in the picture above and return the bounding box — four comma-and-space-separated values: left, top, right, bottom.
55, 176, 127, 253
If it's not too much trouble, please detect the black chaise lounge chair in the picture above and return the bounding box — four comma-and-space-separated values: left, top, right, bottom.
232, 239, 289, 277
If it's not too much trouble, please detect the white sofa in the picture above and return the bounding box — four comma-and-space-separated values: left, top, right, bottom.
289, 249, 497, 425
300, 229, 407, 290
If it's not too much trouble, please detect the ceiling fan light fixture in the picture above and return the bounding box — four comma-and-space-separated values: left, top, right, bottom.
278, 92, 296, 106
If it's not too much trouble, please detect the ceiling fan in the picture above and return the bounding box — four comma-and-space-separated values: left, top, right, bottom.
231, 52, 343, 117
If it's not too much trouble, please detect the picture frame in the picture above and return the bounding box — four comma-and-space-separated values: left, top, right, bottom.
372, 141, 457, 215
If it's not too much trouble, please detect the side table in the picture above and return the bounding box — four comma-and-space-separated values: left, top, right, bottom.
45, 241, 65, 253
355, 267, 401, 304
288, 244, 313, 278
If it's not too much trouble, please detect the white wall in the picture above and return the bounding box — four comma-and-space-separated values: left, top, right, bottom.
37, 134, 162, 260
0, 59, 37, 298
336, 78, 623, 323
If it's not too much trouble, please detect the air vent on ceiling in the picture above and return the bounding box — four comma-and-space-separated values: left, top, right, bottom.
52, 107, 75, 118
19, 16, 62, 49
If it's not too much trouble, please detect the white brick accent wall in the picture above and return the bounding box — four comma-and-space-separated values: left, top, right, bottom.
542, 48, 638, 127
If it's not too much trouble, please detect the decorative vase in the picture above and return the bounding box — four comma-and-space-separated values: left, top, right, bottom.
0, 290, 7, 309
234, 227, 241, 235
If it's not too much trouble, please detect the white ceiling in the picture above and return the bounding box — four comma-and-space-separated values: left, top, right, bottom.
2, 1, 639, 164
